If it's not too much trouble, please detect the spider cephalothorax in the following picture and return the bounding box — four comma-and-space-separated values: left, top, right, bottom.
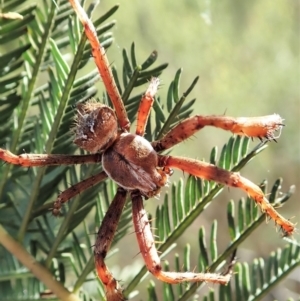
0, 1, 295, 301
74, 102, 118, 153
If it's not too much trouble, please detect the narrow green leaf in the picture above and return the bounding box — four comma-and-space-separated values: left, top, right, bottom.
163, 195, 171, 236
167, 81, 174, 113
177, 179, 184, 220
266, 252, 274, 283
137, 63, 168, 80
210, 146, 218, 165
97, 20, 117, 37
219, 284, 231, 301
184, 177, 192, 214
171, 190, 178, 229
184, 244, 190, 271
227, 200, 236, 240
257, 258, 265, 288
269, 178, 282, 204
218, 143, 227, 169
173, 68, 182, 103
246, 197, 253, 226
130, 42, 137, 69
49, 38, 70, 82
238, 199, 245, 233
208, 290, 215, 301
241, 137, 250, 158
122, 48, 133, 79
251, 258, 259, 295
198, 227, 209, 268
122, 66, 141, 103
210, 220, 218, 262
111, 66, 122, 96
155, 206, 161, 243
0, 43, 31, 65
177, 99, 196, 115
225, 136, 235, 169
235, 263, 243, 301
153, 97, 166, 125
162, 261, 174, 301
141, 50, 158, 70
232, 135, 242, 165
174, 254, 183, 296
157, 75, 198, 139
147, 281, 158, 301
242, 263, 251, 299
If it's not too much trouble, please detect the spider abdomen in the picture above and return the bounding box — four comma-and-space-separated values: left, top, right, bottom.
102, 133, 168, 196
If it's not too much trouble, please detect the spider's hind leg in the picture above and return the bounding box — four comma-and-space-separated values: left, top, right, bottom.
158, 155, 295, 236
131, 191, 232, 285
94, 187, 127, 301
52, 171, 108, 216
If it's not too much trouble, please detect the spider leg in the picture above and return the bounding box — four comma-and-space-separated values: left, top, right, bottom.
131, 191, 232, 284
94, 187, 127, 301
152, 114, 284, 151
69, 0, 130, 131
158, 155, 295, 236
52, 171, 107, 216
136, 77, 160, 136
0, 149, 101, 167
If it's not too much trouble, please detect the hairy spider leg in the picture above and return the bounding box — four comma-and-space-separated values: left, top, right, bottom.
131, 191, 233, 284
152, 114, 284, 152
158, 155, 295, 236
94, 187, 127, 301
0, 149, 106, 215
69, 0, 130, 131
136, 77, 160, 136
0, 149, 101, 167
52, 171, 108, 215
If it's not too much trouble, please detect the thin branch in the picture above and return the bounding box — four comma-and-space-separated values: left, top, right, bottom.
0, 225, 81, 301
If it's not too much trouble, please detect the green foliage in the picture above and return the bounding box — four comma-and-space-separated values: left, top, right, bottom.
0, 1, 298, 301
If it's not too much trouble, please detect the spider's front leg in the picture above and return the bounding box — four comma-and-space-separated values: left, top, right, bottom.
69, 0, 130, 131
94, 187, 128, 301
131, 191, 233, 285
152, 114, 284, 151
158, 155, 295, 236
0, 149, 101, 167
0, 148, 105, 214
136, 77, 160, 136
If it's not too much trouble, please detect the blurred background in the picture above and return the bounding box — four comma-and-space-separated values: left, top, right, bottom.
3, 0, 297, 300
94, 0, 299, 299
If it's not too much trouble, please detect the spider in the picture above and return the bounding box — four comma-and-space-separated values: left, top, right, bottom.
0, 1, 295, 300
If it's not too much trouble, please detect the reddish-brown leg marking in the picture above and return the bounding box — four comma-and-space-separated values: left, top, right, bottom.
69, 0, 130, 131
158, 155, 295, 236
52, 171, 108, 215
131, 191, 232, 284
0, 149, 101, 167
94, 187, 127, 301
152, 114, 284, 151
136, 77, 160, 136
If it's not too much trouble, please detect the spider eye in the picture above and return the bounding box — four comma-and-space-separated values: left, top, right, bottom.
74, 102, 118, 153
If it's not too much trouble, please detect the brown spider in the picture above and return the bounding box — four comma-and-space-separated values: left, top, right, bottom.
0, 1, 295, 300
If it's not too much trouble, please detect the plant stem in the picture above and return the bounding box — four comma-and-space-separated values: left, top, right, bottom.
0, 225, 81, 301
